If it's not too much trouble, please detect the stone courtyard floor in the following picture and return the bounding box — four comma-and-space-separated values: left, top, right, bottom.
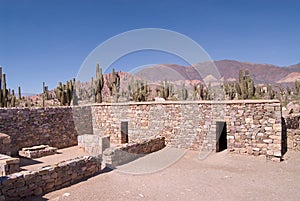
24, 148, 300, 201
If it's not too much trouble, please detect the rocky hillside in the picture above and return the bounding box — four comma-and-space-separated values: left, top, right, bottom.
135, 60, 300, 85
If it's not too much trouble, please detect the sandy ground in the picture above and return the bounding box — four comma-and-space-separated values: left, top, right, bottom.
22, 147, 300, 201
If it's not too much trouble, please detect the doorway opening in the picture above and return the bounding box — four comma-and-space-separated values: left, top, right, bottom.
121, 121, 128, 144
216, 121, 227, 152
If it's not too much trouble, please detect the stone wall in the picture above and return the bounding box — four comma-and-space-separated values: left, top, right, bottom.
284, 114, 300, 129
92, 100, 282, 159
287, 129, 300, 151
0, 107, 77, 155
103, 136, 165, 167
0, 154, 19, 176
78, 134, 110, 156
0, 155, 101, 201
0, 133, 11, 156
73, 106, 93, 135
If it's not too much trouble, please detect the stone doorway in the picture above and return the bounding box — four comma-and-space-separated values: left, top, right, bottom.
121, 121, 128, 144
216, 121, 227, 152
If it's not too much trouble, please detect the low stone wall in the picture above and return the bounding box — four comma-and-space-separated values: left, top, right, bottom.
78, 134, 110, 156
18, 145, 58, 159
0, 133, 11, 156
92, 100, 282, 159
103, 136, 165, 167
287, 129, 300, 151
0, 107, 79, 155
0, 155, 19, 176
0, 155, 101, 201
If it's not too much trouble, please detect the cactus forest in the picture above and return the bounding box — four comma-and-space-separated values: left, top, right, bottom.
0, 65, 300, 108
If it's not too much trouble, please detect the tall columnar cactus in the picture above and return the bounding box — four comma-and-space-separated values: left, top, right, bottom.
55, 79, 75, 106
128, 79, 150, 102
106, 68, 120, 102
267, 84, 275, 99
181, 83, 188, 100
10, 89, 16, 107
94, 64, 104, 103
0, 67, 2, 91
0, 67, 19, 108
42, 82, 49, 100
294, 80, 300, 95
18, 85, 21, 100
193, 82, 206, 100
1, 73, 7, 107
235, 69, 256, 100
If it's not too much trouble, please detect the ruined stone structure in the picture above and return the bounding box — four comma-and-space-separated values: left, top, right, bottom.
103, 136, 166, 167
18, 145, 58, 159
0, 155, 101, 200
92, 100, 283, 159
0, 106, 91, 155
0, 154, 19, 176
0, 100, 286, 160
0, 99, 296, 200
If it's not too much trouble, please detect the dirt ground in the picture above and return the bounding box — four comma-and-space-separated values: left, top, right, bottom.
22, 147, 300, 201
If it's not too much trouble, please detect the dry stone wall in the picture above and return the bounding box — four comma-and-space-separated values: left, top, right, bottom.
0, 107, 77, 155
73, 106, 93, 135
287, 129, 300, 151
0, 155, 101, 201
0, 106, 93, 156
0, 133, 11, 156
103, 136, 165, 167
92, 100, 282, 159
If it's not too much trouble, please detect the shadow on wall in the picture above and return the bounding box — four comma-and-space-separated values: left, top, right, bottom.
281, 117, 287, 156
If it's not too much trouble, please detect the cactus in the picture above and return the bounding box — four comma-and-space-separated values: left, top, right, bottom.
267, 85, 275, 99
181, 83, 188, 100
55, 79, 75, 106
1, 73, 7, 107
106, 68, 120, 102
294, 80, 300, 95
234, 69, 256, 100
94, 64, 104, 103
128, 79, 150, 102
10, 89, 16, 107
18, 86, 21, 100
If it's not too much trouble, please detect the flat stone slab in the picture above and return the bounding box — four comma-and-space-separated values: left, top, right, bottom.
19, 145, 58, 158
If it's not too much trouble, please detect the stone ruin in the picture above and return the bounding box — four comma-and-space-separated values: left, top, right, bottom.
0, 99, 300, 200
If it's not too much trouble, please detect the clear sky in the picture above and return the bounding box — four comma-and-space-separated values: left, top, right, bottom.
0, 0, 299, 93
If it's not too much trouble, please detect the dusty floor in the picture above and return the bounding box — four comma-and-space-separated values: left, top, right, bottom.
23, 148, 300, 201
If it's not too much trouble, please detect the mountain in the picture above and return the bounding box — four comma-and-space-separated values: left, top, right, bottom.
135, 60, 300, 85
287, 63, 300, 72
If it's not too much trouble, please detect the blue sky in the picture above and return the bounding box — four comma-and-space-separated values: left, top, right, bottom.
0, 0, 299, 93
